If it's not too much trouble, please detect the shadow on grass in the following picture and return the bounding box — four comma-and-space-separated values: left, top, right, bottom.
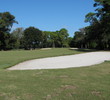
70, 48, 98, 52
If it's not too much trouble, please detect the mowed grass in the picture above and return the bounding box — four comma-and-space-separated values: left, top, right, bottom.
0, 48, 92, 69
0, 62, 110, 100
0, 48, 110, 100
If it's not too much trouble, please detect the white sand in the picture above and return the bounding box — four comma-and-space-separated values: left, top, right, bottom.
40, 48, 52, 50
8, 52, 110, 70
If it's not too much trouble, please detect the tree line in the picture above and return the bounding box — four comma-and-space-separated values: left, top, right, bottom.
11, 27, 71, 50
0, 12, 71, 50
72, 0, 110, 50
0, 0, 110, 50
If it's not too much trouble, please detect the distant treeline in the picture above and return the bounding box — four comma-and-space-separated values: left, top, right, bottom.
0, 0, 110, 50
0, 12, 71, 50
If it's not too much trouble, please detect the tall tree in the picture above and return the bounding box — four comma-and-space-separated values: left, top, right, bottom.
11, 27, 24, 49
0, 12, 18, 32
58, 28, 69, 47
23, 27, 43, 49
0, 12, 17, 50
84, 0, 110, 49
73, 31, 86, 48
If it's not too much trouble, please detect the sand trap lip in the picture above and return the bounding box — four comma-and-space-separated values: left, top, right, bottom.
8, 52, 110, 70
40, 48, 52, 50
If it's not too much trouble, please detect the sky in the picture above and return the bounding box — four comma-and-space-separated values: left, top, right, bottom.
0, 0, 95, 37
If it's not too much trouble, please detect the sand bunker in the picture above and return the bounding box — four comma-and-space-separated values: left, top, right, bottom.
8, 52, 110, 70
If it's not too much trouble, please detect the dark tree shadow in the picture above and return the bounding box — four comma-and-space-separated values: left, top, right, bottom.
70, 48, 98, 52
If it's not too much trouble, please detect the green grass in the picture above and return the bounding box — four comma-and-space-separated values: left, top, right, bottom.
0, 62, 110, 100
0, 48, 110, 100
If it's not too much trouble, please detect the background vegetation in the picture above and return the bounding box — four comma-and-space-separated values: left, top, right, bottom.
0, 0, 110, 50
72, 0, 110, 50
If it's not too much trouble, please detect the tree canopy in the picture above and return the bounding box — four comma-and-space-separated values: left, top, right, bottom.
0, 12, 18, 32
71, 0, 110, 50
0, 12, 17, 50
23, 27, 43, 49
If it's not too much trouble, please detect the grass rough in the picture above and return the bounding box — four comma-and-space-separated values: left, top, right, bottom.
0, 48, 109, 100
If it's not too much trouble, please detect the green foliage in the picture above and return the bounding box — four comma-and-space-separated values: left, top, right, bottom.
73, 0, 110, 50
73, 28, 86, 48
11, 27, 24, 39
11, 27, 24, 49
58, 28, 69, 47
23, 27, 43, 49
85, 12, 97, 24
0, 11, 72, 50
0, 12, 17, 32
42, 28, 69, 48
67, 37, 73, 47
42, 31, 50, 48
0, 12, 17, 50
